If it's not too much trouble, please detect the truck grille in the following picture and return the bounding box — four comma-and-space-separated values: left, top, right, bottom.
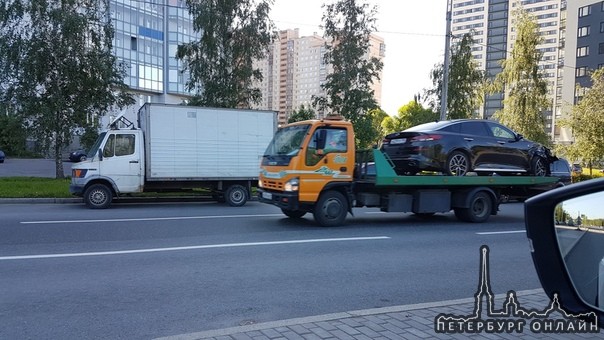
263, 180, 283, 190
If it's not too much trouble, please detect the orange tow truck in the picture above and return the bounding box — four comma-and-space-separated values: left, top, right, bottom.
257, 116, 558, 227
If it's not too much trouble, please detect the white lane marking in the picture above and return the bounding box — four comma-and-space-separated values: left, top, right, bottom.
20, 214, 284, 224
476, 230, 525, 235
0, 236, 391, 261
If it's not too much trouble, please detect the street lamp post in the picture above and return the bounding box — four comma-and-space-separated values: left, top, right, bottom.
440, 0, 452, 121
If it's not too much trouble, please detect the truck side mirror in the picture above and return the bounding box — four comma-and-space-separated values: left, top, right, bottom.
525, 178, 604, 325
316, 129, 327, 150
98, 149, 103, 161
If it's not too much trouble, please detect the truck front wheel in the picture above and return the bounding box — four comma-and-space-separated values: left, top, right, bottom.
454, 191, 492, 223
313, 190, 348, 227
84, 184, 113, 209
225, 184, 248, 207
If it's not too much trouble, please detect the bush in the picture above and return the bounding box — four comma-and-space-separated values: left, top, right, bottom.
572, 171, 604, 183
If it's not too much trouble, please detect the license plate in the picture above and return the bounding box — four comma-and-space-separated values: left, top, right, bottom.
262, 192, 272, 200
390, 138, 406, 145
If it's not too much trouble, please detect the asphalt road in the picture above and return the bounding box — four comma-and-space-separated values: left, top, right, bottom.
0, 200, 538, 339
0, 158, 73, 178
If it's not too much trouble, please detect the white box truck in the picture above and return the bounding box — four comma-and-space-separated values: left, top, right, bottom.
70, 103, 277, 208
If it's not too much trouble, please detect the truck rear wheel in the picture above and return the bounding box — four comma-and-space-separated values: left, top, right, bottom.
84, 184, 113, 209
313, 190, 348, 227
281, 209, 306, 218
225, 184, 247, 207
454, 191, 492, 223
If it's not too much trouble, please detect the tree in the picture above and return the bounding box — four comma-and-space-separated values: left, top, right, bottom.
491, 9, 549, 145
0, 0, 134, 178
177, 0, 274, 109
313, 0, 383, 149
559, 68, 604, 173
425, 32, 485, 119
368, 107, 388, 146
288, 104, 316, 123
382, 101, 438, 135
0, 111, 27, 157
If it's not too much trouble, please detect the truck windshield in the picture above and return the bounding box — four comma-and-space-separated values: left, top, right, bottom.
264, 124, 310, 157
87, 132, 107, 159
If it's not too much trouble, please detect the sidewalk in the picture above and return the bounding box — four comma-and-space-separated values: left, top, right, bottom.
157, 289, 601, 340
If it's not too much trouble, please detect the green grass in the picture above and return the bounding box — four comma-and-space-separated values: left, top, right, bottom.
0, 177, 72, 198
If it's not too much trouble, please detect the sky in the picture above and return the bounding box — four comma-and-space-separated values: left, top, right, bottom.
270, 0, 448, 116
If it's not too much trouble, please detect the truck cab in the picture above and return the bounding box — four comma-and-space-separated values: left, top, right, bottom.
258, 117, 356, 225
70, 115, 145, 208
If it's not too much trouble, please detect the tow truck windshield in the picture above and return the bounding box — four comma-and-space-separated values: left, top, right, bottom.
262, 124, 310, 166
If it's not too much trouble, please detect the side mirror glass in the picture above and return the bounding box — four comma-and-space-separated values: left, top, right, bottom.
525, 178, 604, 326
555, 192, 604, 310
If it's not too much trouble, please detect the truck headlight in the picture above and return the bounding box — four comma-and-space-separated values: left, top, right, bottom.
258, 178, 264, 188
284, 177, 299, 192
72, 169, 88, 178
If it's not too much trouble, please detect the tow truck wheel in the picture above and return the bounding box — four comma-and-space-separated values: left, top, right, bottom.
313, 190, 348, 227
84, 184, 112, 209
225, 184, 248, 207
454, 191, 492, 223
281, 209, 306, 218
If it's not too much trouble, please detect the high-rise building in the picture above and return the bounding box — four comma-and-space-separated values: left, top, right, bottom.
108, 0, 197, 123
558, 0, 604, 144
108, 3, 385, 128
254, 29, 385, 126
449, 0, 564, 134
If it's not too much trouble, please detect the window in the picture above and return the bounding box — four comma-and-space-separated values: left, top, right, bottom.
460, 122, 489, 136
576, 67, 588, 77
600, 43, 604, 55
305, 128, 347, 166
601, 22, 604, 33
488, 123, 515, 139
578, 26, 590, 37
579, 5, 591, 17
130, 37, 137, 51
577, 46, 589, 57
103, 134, 136, 158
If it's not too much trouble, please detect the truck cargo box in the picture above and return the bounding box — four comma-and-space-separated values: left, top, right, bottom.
138, 103, 277, 181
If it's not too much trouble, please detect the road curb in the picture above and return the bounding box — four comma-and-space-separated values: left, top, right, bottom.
154, 289, 546, 340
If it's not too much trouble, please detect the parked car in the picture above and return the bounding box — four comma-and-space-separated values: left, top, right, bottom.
549, 158, 572, 186
0, 149, 4, 163
381, 119, 556, 176
571, 163, 582, 175
69, 149, 87, 162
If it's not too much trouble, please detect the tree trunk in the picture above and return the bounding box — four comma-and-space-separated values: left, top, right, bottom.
55, 143, 64, 179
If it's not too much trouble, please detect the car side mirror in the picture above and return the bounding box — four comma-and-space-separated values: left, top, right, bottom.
516, 133, 524, 141
525, 178, 604, 325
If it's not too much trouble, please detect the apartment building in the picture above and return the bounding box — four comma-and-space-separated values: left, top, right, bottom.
558, 0, 604, 144
254, 29, 386, 126
449, 0, 563, 133
108, 0, 197, 124
108, 1, 385, 128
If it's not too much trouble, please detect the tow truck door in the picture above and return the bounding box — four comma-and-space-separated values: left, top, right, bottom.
299, 125, 354, 202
